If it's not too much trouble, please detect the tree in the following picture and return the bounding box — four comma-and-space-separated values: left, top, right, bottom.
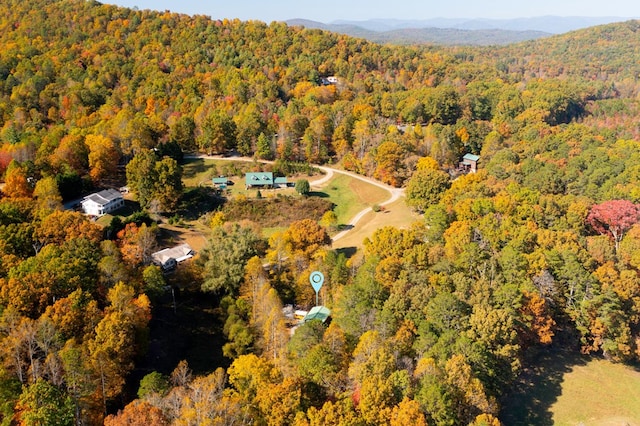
142, 265, 166, 299
587, 200, 640, 253
198, 111, 237, 154
255, 133, 274, 161
15, 379, 74, 426
104, 400, 168, 426
169, 116, 196, 152
3, 161, 32, 199
50, 134, 89, 174
34, 210, 102, 250
117, 223, 158, 267
138, 371, 169, 399
200, 224, 262, 295
33, 176, 62, 214
86, 134, 120, 184
373, 141, 406, 187
405, 162, 450, 213
88, 283, 151, 412
319, 210, 338, 232
284, 219, 331, 260
126, 151, 182, 211
152, 157, 183, 212
295, 179, 311, 196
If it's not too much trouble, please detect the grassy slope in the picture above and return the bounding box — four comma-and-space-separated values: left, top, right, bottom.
501, 349, 640, 426
332, 197, 418, 250
313, 173, 388, 225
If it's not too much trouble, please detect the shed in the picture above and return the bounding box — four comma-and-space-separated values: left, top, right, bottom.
81, 189, 124, 217
303, 306, 331, 323
274, 176, 289, 188
460, 153, 480, 173
152, 243, 195, 271
212, 177, 228, 189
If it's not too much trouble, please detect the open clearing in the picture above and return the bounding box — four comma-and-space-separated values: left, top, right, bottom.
501, 349, 640, 426
332, 197, 418, 250
181, 156, 418, 251
313, 172, 389, 225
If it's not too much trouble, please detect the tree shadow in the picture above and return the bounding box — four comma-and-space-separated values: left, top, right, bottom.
308, 191, 329, 198
182, 158, 206, 179
500, 345, 589, 425
177, 187, 223, 220
335, 246, 358, 258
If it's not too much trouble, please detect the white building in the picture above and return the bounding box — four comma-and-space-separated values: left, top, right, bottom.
81, 189, 124, 216
152, 244, 195, 271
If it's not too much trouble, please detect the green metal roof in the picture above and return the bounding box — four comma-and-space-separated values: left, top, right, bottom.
246, 172, 273, 185
212, 177, 228, 185
462, 153, 480, 162
303, 306, 331, 323
274, 177, 288, 184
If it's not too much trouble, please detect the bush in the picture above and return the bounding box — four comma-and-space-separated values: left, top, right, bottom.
295, 179, 311, 196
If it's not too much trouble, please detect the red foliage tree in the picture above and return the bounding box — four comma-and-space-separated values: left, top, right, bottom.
586, 200, 640, 252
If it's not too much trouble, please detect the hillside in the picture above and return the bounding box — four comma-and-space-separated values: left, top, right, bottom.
2, 1, 640, 424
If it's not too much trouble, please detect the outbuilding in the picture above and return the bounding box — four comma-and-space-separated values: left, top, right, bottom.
459, 153, 480, 173
152, 243, 195, 271
303, 306, 331, 324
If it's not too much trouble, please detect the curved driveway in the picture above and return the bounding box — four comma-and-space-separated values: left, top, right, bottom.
310, 166, 404, 242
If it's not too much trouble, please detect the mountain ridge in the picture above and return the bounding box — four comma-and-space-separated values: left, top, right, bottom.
286, 16, 635, 46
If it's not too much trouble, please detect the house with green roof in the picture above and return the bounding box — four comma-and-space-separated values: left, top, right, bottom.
245, 172, 288, 189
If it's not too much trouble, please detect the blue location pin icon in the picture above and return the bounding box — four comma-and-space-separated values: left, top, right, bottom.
310, 271, 324, 305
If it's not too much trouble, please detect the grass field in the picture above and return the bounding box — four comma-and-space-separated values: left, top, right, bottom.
313, 173, 389, 225
332, 197, 418, 250
501, 349, 640, 425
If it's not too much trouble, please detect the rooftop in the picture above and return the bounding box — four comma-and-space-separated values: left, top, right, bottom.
152, 243, 195, 265
82, 188, 123, 205
303, 305, 331, 323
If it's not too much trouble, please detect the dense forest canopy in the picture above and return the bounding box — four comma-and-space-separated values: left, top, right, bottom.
1, 0, 640, 424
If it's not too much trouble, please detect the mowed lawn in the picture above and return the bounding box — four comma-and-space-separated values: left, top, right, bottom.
332, 197, 419, 250
501, 349, 640, 426
315, 173, 388, 225
551, 358, 640, 426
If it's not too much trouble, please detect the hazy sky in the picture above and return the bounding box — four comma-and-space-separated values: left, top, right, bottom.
107, 0, 640, 22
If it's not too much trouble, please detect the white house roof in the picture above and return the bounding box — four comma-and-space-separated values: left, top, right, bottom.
152, 243, 195, 265
82, 189, 123, 206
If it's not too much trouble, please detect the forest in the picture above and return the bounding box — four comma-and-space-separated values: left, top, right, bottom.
1, 0, 640, 424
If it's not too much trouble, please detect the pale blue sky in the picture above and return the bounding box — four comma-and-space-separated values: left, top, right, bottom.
107, 0, 640, 22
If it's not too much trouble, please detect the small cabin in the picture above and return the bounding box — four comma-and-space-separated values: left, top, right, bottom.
459, 153, 480, 173
212, 177, 228, 189
303, 306, 331, 324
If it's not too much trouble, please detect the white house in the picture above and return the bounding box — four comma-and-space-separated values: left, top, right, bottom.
152, 243, 195, 271
81, 189, 124, 216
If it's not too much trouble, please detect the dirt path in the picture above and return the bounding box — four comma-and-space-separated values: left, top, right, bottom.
184, 154, 406, 244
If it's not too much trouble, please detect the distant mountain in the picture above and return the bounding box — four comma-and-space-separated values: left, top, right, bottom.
286, 19, 551, 46
286, 16, 637, 46
331, 16, 635, 34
